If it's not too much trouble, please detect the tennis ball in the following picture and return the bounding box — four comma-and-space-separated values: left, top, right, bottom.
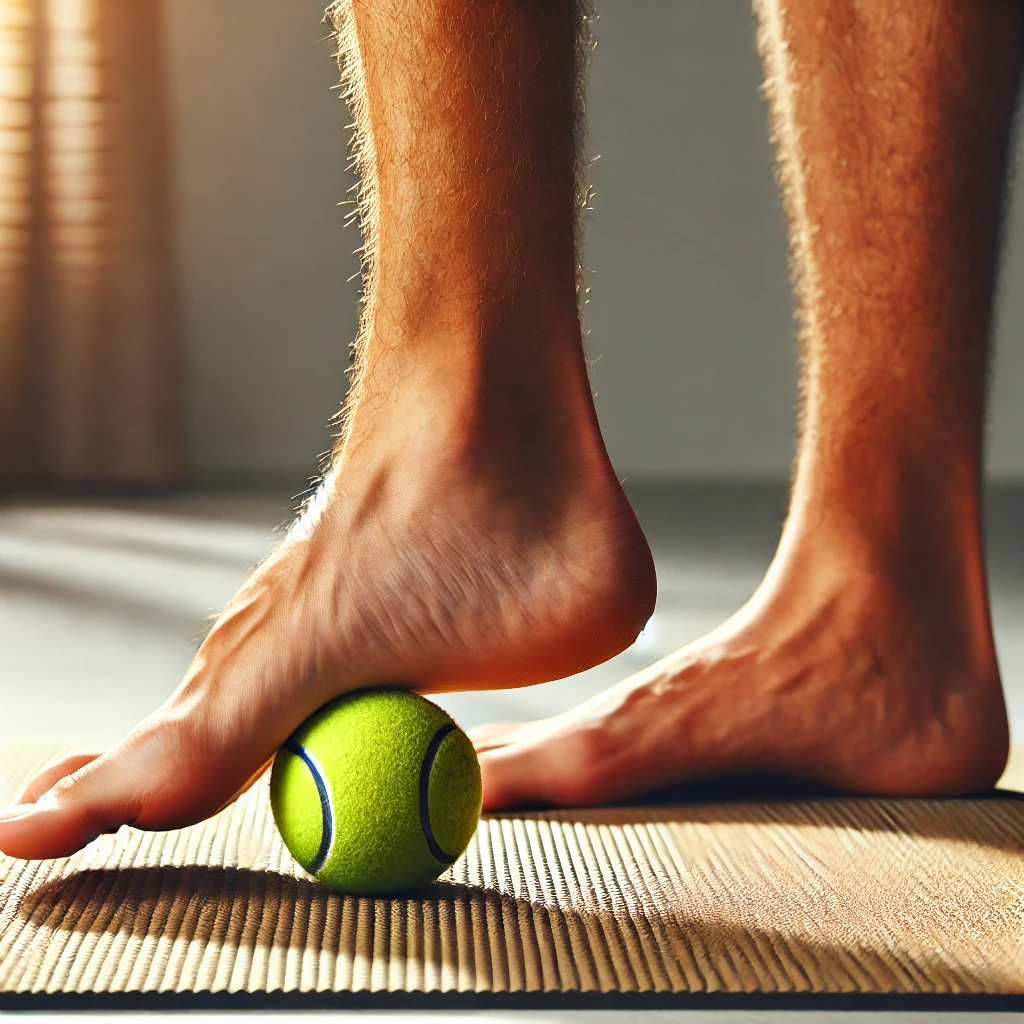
270, 688, 482, 896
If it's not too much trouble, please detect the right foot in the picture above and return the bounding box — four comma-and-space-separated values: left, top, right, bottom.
0, 327, 656, 860
474, 505, 1009, 807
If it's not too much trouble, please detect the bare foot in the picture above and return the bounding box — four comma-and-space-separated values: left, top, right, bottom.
474, 529, 1009, 809
0, 0, 660, 861
0, 344, 656, 859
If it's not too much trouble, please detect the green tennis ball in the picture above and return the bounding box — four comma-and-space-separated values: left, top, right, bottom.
270, 688, 482, 896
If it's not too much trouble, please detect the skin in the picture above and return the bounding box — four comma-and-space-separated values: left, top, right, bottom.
0, 0, 1017, 858
476, 0, 1018, 806
0, 0, 656, 859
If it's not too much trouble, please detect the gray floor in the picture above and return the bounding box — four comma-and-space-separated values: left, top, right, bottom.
1, 482, 1023, 749
1, 484, 1022, 1023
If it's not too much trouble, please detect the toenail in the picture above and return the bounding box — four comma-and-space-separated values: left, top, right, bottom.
0, 792, 56, 822
0, 804, 38, 822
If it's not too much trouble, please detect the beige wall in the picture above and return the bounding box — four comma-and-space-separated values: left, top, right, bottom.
165, 0, 356, 483
165, 0, 1024, 484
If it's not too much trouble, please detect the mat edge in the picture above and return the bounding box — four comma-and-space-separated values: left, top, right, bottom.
2, 990, 1023, 1013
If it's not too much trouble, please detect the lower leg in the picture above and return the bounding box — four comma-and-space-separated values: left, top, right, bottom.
477, 0, 1019, 807
0, 0, 655, 858
766, 0, 1013, 644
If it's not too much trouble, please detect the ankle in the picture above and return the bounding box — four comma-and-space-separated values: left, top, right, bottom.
788, 447, 984, 552
345, 312, 607, 474
785, 456, 985, 583
368, 276, 583, 372
760, 506, 998, 679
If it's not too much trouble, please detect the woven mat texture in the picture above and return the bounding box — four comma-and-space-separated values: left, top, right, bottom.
1, 743, 1023, 999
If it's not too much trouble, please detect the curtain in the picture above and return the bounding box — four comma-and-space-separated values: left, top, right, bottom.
0, 0, 182, 487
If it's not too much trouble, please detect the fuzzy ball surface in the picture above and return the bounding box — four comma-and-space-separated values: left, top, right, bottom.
270, 689, 482, 895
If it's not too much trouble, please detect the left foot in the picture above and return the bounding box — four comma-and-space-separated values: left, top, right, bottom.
0, 317, 656, 860
474, 529, 1009, 808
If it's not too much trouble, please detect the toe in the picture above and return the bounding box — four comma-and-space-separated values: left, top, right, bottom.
479, 733, 597, 810
15, 751, 103, 805
479, 744, 542, 810
0, 712, 276, 861
0, 749, 143, 860
468, 721, 528, 751
478, 712, 636, 810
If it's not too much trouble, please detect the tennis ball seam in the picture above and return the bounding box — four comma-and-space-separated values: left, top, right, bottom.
283, 739, 334, 874
418, 722, 457, 866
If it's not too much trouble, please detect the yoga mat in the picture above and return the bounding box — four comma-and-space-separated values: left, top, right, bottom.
1, 741, 1022, 1008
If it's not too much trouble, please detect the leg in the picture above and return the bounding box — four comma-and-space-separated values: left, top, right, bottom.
477, 0, 1018, 807
0, 0, 656, 858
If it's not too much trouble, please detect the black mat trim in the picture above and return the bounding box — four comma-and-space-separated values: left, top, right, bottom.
1, 989, 1021, 1013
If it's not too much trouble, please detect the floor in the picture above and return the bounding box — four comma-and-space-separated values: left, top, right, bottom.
1, 483, 1022, 1022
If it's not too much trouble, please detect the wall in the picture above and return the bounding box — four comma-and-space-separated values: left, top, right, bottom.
165, 0, 356, 484
164, 0, 1024, 484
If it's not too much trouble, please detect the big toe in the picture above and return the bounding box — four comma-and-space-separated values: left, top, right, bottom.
0, 750, 141, 860
0, 715, 272, 861
468, 721, 530, 751
478, 725, 600, 811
